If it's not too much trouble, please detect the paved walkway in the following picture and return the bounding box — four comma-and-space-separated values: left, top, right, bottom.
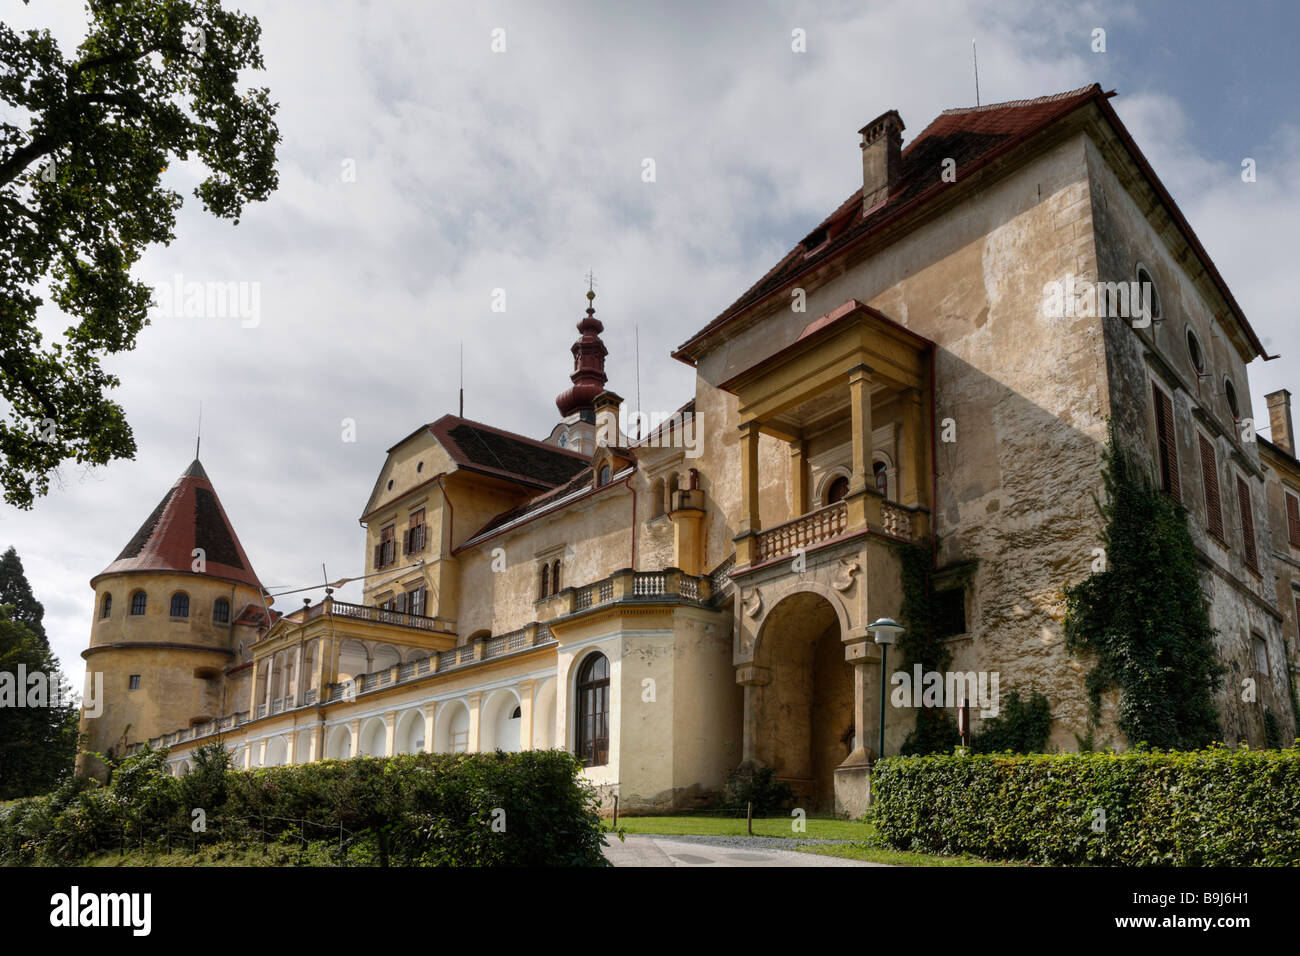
602, 834, 884, 867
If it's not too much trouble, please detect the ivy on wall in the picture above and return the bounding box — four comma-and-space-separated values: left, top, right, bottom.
1064, 422, 1225, 750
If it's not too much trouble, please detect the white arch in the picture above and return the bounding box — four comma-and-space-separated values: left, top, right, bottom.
296, 729, 315, 763
326, 724, 352, 759
481, 688, 522, 753
371, 643, 401, 671
532, 678, 557, 749
264, 736, 287, 766
395, 708, 426, 754
435, 700, 470, 753
359, 717, 387, 756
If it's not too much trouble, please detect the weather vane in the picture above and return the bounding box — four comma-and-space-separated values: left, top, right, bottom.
585, 269, 597, 294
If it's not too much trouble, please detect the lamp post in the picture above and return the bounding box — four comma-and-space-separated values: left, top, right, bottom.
866, 617, 905, 761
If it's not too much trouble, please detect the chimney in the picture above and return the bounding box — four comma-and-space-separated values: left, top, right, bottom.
1267, 389, 1294, 456
859, 109, 905, 213
594, 390, 623, 448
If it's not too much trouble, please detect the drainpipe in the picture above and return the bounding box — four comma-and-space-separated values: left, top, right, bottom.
623, 469, 638, 570
929, 341, 939, 570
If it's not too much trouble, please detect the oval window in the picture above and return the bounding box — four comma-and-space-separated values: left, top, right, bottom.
1224, 377, 1240, 421
1136, 266, 1161, 324
1186, 328, 1204, 374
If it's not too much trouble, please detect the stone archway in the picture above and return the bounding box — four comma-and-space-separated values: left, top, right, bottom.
750, 591, 855, 812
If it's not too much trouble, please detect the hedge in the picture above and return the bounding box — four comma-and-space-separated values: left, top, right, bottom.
0, 745, 609, 867
870, 745, 1300, 866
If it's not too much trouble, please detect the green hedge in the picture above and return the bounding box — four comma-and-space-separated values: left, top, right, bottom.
0, 745, 609, 867
871, 746, 1300, 866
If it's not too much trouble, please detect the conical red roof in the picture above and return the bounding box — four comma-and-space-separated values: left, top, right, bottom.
94, 460, 263, 590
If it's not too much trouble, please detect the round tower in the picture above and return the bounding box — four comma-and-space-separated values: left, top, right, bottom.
77, 459, 268, 778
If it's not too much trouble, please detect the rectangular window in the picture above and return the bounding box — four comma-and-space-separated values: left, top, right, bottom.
1287, 492, 1300, 548
128, 675, 141, 690
374, 525, 396, 569
934, 587, 967, 638
1237, 475, 1258, 574
1198, 435, 1225, 544
407, 586, 426, 617
394, 591, 407, 614
1252, 633, 1269, 675
1153, 384, 1180, 501
406, 509, 426, 554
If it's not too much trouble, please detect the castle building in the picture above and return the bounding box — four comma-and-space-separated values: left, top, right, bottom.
80, 84, 1299, 814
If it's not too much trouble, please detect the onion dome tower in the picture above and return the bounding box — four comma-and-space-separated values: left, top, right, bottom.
78, 458, 268, 779
555, 287, 609, 424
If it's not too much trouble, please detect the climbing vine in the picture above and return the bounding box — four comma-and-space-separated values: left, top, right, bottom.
1064, 422, 1225, 750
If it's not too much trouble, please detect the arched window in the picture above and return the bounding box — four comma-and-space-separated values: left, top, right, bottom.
100, 593, 112, 619
551, 559, 561, 594
130, 591, 147, 615
598, 465, 611, 487
170, 593, 190, 618
666, 472, 679, 513
1135, 266, 1161, 324
873, 461, 888, 498
826, 475, 850, 505
651, 478, 666, 518
213, 598, 230, 624
576, 653, 610, 767
539, 564, 550, 600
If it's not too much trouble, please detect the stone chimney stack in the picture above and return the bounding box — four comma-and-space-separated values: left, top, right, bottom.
1267, 389, 1294, 456
859, 110, 905, 213
594, 390, 624, 448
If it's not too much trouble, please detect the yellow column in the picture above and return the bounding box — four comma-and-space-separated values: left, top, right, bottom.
735, 420, 762, 565
348, 718, 361, 758
255, 738, 267, 768
286, 731, 298, 766
467, 691, 482, 753
293, 642, 306, 706
848, 365, 874, 494
247, 659, 262, 716
790, 440, 808, 516
517, 680, 536, 751
423, 704, 436, 754
384, 709, 397, 756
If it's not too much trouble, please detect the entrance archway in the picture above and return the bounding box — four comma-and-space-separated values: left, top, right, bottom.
751, 591, 855, 812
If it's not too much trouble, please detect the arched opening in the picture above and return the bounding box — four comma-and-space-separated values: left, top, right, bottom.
532, 679, 556, 749
481, 689, 522, 753
825, 474, 850, 505
396, 709, 425, 754
264, 736, 288, 766
551, 559, 561, 594
435, 701, 471, 753
100, 593, 112, 619
666, 472, 679, 512
326, 725, 352, 759
213, 597, 230, 623
539, 563, 550, 599
359, 717, 387, 756
337, 639, 370, 681
651, 478, 666, 518
296, 729, 314, 763
751, 592, 854, 812
873, 461, 888, 498
130, 591, 147, 615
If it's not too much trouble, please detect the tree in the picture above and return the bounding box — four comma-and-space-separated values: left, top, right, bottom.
1064, 423, 1225, 749
0, 546, 46, 642
0, 608, 80, 799
0, 0, 280, 508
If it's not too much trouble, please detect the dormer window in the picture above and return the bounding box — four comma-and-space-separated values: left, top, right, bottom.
598, 465, 611, 487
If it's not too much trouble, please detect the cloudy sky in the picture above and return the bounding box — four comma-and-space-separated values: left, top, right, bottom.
4, 0, 1298, 692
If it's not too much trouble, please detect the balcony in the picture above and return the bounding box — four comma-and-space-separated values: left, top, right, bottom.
301, 598, 456, 636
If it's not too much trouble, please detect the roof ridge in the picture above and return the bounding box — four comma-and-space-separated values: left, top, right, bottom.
937, 84, 1101, 117
431, 413, 592, 461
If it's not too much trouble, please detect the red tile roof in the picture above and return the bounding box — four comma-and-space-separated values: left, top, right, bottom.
426, 415, 592, 489
673, 84, 1269, 363
94, 460, 263, 591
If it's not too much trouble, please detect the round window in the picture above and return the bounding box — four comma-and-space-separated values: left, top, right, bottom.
1224, 377, 1240, 421
1186, 328, 1204, 374
1136, 266, 1161, 323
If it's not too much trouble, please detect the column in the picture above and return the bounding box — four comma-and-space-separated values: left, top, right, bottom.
286, 731, 298, 766
348, 718, 361, 758
255, 738, 267, 768
790, 440, 808, 516
423, 704, 436, 754
263, 655, 275, 713
293, 641, 306, 706
517, 679, 536, 751
247, 660, 262, 716
467, 691, 482, 753
384, 709, 397, 756
848, 365, 874, 493
899, 386, 931, 536
734, 665, 772, 764
735, 421, 762, 565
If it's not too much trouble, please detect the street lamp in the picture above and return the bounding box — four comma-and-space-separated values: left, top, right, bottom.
867, 617, 905, 761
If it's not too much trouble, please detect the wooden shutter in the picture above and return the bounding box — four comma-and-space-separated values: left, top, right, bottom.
1287, 493, 1300, 548
1237, 475, 1258, 573
1153, 384, 1180, 501
1198, 435, 1225, 543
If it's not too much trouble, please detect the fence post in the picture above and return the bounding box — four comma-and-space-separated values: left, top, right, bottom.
747, 801, 753, 836
612, 795, 619, 829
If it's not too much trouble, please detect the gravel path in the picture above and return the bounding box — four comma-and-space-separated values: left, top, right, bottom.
602, 833, 885, 867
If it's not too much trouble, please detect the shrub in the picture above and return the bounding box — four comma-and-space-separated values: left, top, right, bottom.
723, 762, 795, 814
871, 745, 1300, 866
970, 689, 1053, 754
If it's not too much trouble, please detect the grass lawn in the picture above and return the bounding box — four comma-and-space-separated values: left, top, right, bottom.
605, 815, 1000, 866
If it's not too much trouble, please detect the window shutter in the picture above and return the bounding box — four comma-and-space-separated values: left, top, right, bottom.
1287, 493, 1300, 548
1153, 384, 1180, 501
1198, 435, 1224, 543
1237, 475, 1258, 573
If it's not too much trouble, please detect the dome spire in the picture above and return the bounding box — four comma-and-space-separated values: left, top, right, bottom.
555, 275, 609, 420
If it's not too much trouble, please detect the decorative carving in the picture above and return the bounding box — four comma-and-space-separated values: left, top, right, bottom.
742, 588, 763, 618
832, 559, 858, 592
